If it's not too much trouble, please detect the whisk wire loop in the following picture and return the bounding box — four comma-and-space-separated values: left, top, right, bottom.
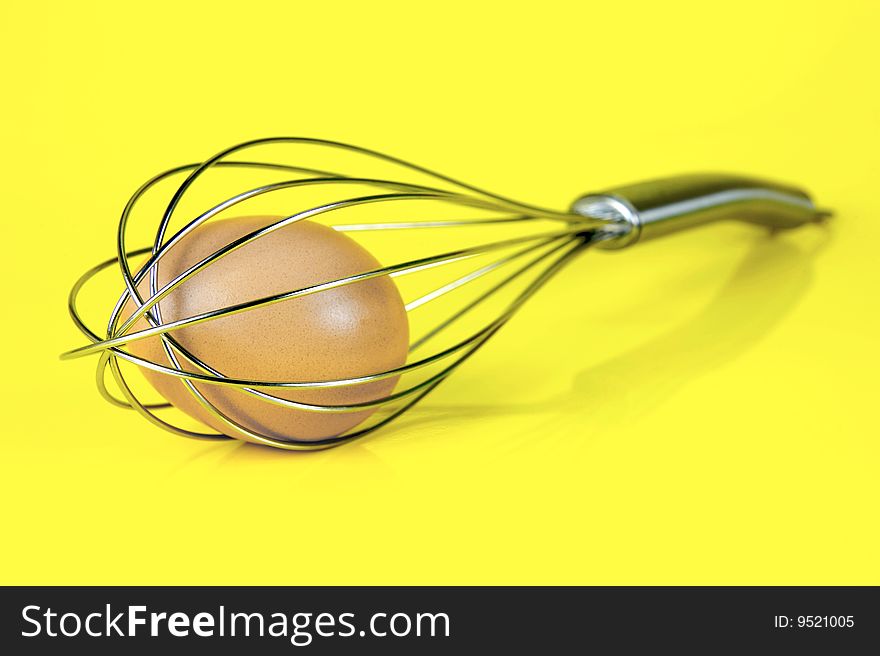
65, 138, 595, 449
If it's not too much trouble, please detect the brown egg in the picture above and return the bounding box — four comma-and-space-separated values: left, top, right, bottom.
123, 216, 409, 443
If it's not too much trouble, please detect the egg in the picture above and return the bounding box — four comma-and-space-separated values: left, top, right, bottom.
123, 215, 409, 443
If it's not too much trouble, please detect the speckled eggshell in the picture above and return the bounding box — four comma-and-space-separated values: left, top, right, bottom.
123, 216, 409, 443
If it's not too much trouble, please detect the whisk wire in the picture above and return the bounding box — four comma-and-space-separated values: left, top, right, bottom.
66, 223, 588, 362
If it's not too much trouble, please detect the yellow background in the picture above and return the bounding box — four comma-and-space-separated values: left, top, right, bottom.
2, 0, 878, 584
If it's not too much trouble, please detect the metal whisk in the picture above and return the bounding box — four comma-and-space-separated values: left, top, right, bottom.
62, 138, 827, 450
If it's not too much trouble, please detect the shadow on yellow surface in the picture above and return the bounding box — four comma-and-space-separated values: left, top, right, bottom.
219, 225, 830, 465
533, 227, 830, 454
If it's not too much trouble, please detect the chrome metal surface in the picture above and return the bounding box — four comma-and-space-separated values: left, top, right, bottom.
572, 173, 827, 249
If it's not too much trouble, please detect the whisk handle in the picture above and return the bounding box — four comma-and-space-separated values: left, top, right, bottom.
571, 174, 828, 249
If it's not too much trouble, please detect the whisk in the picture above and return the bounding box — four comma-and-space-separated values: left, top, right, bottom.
62, 138, 827, 450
